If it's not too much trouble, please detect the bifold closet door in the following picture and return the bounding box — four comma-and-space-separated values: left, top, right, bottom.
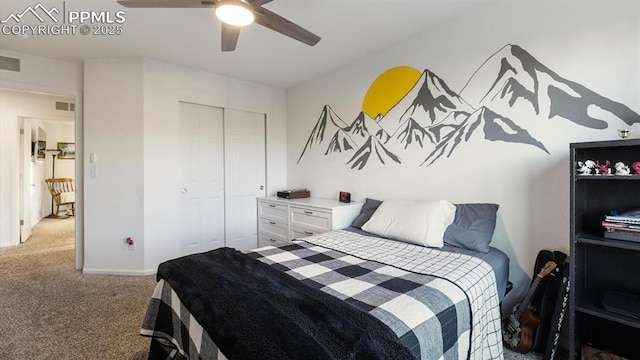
224, 108, 266, 251
179, 102, 225, 255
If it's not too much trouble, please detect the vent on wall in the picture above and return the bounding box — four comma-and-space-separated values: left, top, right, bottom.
55, 101, 75, 112
0, 56, 21, 72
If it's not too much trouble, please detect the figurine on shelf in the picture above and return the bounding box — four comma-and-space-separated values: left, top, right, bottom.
577, 160, 596, 175
614, 162, 631, 175
617, 128, 632, 139
595, 160, 611, 175
633, 161, 640, 175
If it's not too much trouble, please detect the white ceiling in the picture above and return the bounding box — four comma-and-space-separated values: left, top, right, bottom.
0, 0, 490, 89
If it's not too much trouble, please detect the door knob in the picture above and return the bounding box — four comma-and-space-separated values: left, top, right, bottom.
181, 188, 188, 194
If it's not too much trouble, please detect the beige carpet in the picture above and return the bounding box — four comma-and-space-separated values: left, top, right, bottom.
0, 217, 559, 360
0, 217, 156, 360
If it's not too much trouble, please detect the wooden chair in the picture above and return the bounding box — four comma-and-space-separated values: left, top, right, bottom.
45, 178, 75, 217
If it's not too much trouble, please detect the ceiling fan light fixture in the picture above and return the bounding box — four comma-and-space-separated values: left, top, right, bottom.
215, 0, 254, 27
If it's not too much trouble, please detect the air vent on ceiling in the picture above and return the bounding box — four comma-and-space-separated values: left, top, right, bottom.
55, 101, 75, 112
0, 56, 21, 72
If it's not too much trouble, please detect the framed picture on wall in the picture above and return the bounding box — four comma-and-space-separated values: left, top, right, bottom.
32, 140, 46, 159
57, 142, 75, 160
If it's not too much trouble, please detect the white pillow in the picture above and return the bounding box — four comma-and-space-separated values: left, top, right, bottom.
361, 199, 456, 248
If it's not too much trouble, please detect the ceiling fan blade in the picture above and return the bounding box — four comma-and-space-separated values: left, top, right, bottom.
221, 23, 241, 51
253, 7, 320, 46
247, 0, 274, 6
117, 0, 214, 8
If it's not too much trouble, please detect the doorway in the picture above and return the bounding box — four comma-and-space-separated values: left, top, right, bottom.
3, 89, 76, 251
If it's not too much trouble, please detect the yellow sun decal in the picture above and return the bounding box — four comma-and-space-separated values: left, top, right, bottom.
362, 66, 422, 119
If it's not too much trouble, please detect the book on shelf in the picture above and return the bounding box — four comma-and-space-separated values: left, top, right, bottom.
605, 208, 640, 225
602, 221, 640, 230
604, 227, 640, 235
604, 230, 640, 243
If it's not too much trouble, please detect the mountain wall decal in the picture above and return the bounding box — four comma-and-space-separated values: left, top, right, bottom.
378, 70, 474, 133
395, 117, 434, 150
297, 105, 350, 163
297, 44, 640, 170
461, 44, 639, 129
347, 136, 401, 170
325, 129, 357, 155
421, 107, 548, 167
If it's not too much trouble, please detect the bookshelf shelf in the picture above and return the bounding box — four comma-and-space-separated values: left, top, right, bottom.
575, 175, 640, 180
576, 235, 640, 251
575, 290, 640, 330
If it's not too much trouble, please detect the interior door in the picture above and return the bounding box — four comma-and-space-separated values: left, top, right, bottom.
224, 109, 266, 250
179, 102, 225, 255
30, 161, 45, 227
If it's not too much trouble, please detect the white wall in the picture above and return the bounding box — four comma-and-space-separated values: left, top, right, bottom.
83, 58, 145, 274
42, 119, 75, 180
0, 49, 82, 246
82, 57, 287, 274
286, 0, 640, 313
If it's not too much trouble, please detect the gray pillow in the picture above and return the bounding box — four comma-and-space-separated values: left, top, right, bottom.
443, 203, 499, 253
351, 198, 383, 228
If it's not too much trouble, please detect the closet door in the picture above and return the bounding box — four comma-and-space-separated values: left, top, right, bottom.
224, 109, 266, 250
179, 102, 225, 255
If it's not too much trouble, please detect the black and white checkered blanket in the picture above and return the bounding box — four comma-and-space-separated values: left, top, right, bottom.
141, 230, 503, 360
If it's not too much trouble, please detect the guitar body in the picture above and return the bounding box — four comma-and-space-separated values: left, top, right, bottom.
502, 260, 557, 354
511, 304, 541, 353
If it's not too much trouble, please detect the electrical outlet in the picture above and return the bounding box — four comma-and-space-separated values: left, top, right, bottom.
90, 166, 98, 178
126, 237, 135, 251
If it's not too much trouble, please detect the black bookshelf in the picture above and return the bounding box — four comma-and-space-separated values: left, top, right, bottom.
569, 139, 640, 360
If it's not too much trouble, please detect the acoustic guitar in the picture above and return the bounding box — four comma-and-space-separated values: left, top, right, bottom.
503, 261, 557, 353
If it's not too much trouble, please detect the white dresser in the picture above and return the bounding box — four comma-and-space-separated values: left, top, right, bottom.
257, 197, 363, 247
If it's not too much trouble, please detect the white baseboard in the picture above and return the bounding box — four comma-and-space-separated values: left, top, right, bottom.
0, 239, 19, 247
82, 268, 156, 276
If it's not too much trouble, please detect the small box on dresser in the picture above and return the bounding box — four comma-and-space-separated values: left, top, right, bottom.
257, 197, 363, 248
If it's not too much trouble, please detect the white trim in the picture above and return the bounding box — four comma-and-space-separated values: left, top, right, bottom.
82, 268, 157, 276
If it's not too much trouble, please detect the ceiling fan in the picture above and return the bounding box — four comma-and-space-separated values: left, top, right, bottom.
117, 0, 321, 51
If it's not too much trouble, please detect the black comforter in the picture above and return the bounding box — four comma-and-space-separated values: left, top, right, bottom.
156, 247, 414, 360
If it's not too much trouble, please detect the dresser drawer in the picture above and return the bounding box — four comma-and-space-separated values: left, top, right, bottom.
290, 207, 331, 232
258, 201, 288, 222
259, 235, 286, 248
290, 226, 320, 240
259, 219, 288, 241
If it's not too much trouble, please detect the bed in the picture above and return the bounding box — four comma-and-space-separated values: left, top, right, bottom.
141, 200, 509, 360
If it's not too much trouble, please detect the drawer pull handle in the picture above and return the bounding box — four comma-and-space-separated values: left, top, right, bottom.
303, 211, 313, 214
269, 221, 276, 225
304, 231, 314, 236
269, 204, 276, 208
269, 238, 277, 242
